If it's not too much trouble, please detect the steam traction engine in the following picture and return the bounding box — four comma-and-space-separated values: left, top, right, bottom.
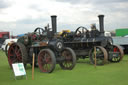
7, 16, 76, 73
61, 15, 124, 65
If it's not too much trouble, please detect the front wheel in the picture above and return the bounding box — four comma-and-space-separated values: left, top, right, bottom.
59, 47, 76, 70
38, 49, 56, 73
89, 46, 108, 65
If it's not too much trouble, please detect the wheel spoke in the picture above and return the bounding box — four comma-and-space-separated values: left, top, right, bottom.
9, 53, 14, 57
15, 46, 18, 53
44, 64, 48, 71
11, 57, 18, 63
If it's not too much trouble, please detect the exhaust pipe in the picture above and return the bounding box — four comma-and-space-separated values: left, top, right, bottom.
51, 15, 57, 35
98, 15, 104, 36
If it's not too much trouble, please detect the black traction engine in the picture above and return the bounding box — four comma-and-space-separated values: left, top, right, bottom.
61, 15, 124, 65
7, 16, 76, 73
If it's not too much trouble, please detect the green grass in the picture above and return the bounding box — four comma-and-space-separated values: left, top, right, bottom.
0, 50, 128, 85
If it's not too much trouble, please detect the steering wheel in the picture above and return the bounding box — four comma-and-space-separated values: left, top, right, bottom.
34, 27, 45, 35
75, 26, 88, 37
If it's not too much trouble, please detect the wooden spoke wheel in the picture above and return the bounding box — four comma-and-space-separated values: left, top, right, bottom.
108, 45, 124, 62
59, 47, 76, 70
8, 43, 28, 68
89, 46, 108, 65
38, 49, 56, 73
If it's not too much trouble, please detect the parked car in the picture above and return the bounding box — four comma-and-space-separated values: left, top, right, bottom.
1, 39, 17, 51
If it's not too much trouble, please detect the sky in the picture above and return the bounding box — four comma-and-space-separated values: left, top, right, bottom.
0, 0, 128, 35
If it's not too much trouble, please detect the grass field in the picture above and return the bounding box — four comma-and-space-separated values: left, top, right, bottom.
0, 50, 128, 85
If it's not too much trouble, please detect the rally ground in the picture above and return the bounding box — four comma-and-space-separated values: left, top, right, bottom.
0, 50, 128, 85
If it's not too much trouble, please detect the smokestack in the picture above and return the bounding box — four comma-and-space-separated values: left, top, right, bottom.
98, 15, 104, 36
51, 15, 57, 34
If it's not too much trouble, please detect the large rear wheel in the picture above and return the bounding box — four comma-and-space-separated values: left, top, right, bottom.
89, 46, 108, 65
38, 49, 56, 73
59, 47, 76, 70
8, 43, 28, 68
108, 45, 124, 62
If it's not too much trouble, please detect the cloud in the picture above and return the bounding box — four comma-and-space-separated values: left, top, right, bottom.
56, 0, 128, 4
0, 20, 48, 35
0, 0, 128, 35
56, 0, 128, 30
16, 17, 49, 24
0, 0, 11, 9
